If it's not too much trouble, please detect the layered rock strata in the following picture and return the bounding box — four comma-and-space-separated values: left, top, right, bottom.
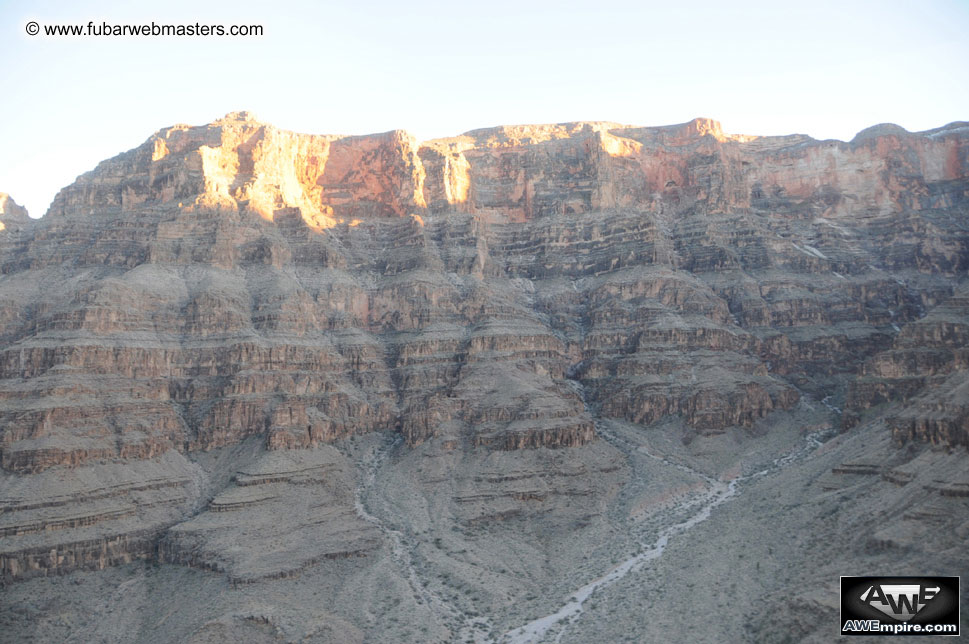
846, 284, 969, 447
0, 113, 967, 583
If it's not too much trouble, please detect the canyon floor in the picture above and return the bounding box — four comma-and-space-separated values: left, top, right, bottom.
3, 395, 966, 643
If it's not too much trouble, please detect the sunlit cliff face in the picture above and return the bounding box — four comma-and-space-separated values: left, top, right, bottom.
44, 112, 969, 231
0, 192, 29, 232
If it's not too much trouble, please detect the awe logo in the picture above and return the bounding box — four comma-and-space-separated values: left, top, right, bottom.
860, 583, 939, 621
841, 576, 960, 637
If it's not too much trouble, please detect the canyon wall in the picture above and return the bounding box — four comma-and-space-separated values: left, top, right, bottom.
0, 113, 967, 581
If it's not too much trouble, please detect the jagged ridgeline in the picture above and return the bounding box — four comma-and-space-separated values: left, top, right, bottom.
0, 113, 967, 642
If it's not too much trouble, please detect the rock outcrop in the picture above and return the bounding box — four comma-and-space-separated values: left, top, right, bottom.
156, 447, 380, 584
0, 113, 967, 584
845, 284, 969, 447
0, 193, 29, 233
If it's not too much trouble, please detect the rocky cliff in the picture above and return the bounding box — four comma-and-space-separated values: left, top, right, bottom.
0, 193, 29, 233
0, 113, 967, 597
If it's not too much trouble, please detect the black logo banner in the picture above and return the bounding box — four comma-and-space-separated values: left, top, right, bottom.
841, 576, 960, 636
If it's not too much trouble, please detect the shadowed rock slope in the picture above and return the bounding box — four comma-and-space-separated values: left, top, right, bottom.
0, 113, 967, 642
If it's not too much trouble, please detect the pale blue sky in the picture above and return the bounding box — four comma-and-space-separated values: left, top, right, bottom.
2, 0, 967, 217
